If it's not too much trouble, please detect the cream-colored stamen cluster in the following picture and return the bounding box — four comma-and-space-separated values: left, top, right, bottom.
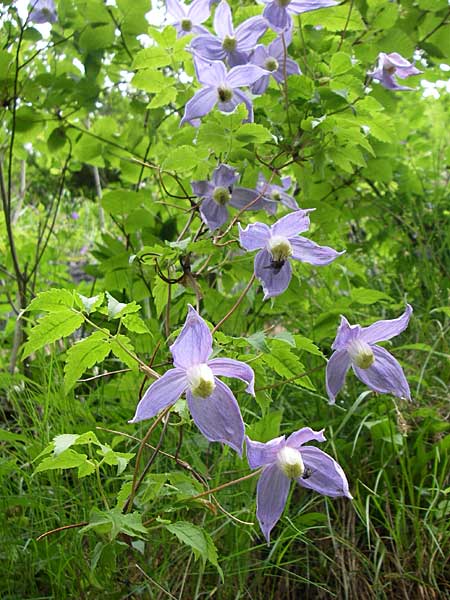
186, 364, 216, 398
277, 446, 305, 478
348, 339, 375, 369
268, 235, 293, 261
212, 186, 231, 205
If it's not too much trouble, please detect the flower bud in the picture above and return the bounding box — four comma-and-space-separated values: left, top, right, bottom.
268, 235, 293, 261
187, 363, 216, 398
348, 339, 375, 369
277, 446, 305, 479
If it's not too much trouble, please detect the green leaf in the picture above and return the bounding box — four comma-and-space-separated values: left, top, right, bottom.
165, 522, 221, 572
163, 145, 202, 172
64, 331, 111, 392
34, 449, 89, 473
102, 190, 145, 216
27, 289, 74, 312
76, 293, 104, 315
235, 123, 273, 144
109, 334, 139, 370
302, 5, 366, 30
122, 313, 150, 334
81, 509, 148, 540
106, 292, 141, 319
330, 52, 353, 76
23, 310, 84, 358
351, 288, 393, 305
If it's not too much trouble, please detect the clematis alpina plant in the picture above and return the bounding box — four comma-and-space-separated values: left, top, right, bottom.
166, 0, 210, 37
181, 57, 267, 125
250, 33, 301, 95
191, 164, 276, 230
368, 52, 422, 91
256, 173, 299, 211
262, 0, 337, 33
326, 305, 413, 403
246, 428, 352, 542
191, 0, 268, 67
239, 211, 344, 299
29, 0, 57, 23
130, 305, 255, 455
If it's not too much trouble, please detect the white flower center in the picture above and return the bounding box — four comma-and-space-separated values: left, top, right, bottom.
277, 446, 304, 479
264, 57, 279, 72
268, 235, 293, 261
217, 86, 233, 103
186, 363, 216, 398
348, 339, 375, 369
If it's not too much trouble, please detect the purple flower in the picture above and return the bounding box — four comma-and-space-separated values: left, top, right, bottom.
262, 0, 337, 33
326, 305, 413, 404
192, 164, 276, 230
29, 0, 57, 24
190, 0, 268, 67
368, 52, 422, 91
239, 211, 344, 299
250, 33, 301, 94
246, 428, 352, 542
166, 0, 210, 37
71, 211, 80, 220
181, 57, 267, 125
130, 305, 255, 455
256, 173, 299, 211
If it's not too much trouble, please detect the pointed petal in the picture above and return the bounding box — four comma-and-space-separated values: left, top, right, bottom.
256, 463, 290, 542
226, 65, 268, 88
191, 35, 226, 62
286, 427, 326, 449
191, 180, 213, 198
288, 0, 338, 15
254, 248, 292, 300
129, 369, 187, 423
170, 305, 213, 368
251, 74, 270, 95
284, 57, 301, 76
187, 0, 210, 24
227, 50, 251, 68
187, 379, 245, 454
326, 350, 351, 404
200, 197, 229, 230
194, 55, 226, 86
263, 2, 291, 32
214, 0, 234, 38
360, 304, 413, 345
180, 87, 217, 126
353, 345, 411, 400
235, 17, 268, 51
217, 92, 241, 114
238, 222, 271, 251
271, 210, 312, 238
298, 446, 352, 499
232, 89, 254, 122
212, 163, 238, 188
290, 236, 345, 266
208, 357, 255, 395
166, 0, 186, 20
245, 435, 285, 469
230, 187, 270, 211
331, 316, 362, 351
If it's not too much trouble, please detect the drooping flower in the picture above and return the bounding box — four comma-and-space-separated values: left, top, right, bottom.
250, 32, 301, 94
246, 428, 352, 542
190, 0, 268, 67
262, 0, 337, 33
368, 52, 422, 91
29, 0, 57, 24
181, 57, 267, 125
166, 0, 210, 38
192, 164, 276, 230
238, 211, 344, 299
256, 173, 299, 211
130, 305, 255, 455
326, 305, 413, 403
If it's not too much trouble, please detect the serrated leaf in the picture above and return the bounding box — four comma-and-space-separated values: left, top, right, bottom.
235, 123, 272, 144
76, 293, 104, 315
23, 310, 84, 358
122, 313, 150, 334
106, 292, 141, 319
34, 449, 88, 473
109, 334, 139, 370
64, 331, 111, 392
351, 288, 392, 305
53, 434, 80, 456
27, 289, 74, 312
165, 522, 220, 570
81, 509, 148, 540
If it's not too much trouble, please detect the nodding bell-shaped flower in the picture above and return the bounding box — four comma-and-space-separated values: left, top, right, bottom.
326, 305, 413, 403
130, 305, 255, 455
29, 0, 57, 24
368, 52, 422, 91
246, 428, 352, 542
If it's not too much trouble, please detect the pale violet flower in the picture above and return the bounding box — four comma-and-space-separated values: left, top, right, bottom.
29, 0, 57, 23
166, 0, 210, 37
368, 52, 422, 91
263, 0, 337, 33
256, 173, 299, 211
250, 29, 301, 94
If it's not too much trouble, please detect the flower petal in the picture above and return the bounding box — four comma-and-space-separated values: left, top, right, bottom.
256, 463, 290, 542
170, 305, 213, 368
214, 0, 234, 39
180, 87, 217, 126
271, 210, 312, 238
263, 2, 291, 32
226, 64, 268, 88
326, 349, 351, 404
191, 180, 213, 198
191, 35, 226, 62
353, 345, 411, 400
200, 197, 229, 230
187, 378, 245, 454
235, 17, 268, 51
254, 248, 292, 299
208, 357, 255, 395
286, 427, 326, 449
129, 368, 188, 423
331, 316, 362, 351
166, 0, 186, 20
360, 304, 413, 345
194, 56, 226, 86
288, 0, 338, 15
187, 0, 210, 24
298, 446, 352, 498
238, 222, 271, 251
230, 187, 271, 211
245, 435, 286, 469
212, 163, 238, 188
290, 236, 345, 266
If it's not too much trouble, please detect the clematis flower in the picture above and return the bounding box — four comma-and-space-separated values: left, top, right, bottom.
181, 57, 267, 125
166, 0, 210, 38
246, 428, 352, 542
368, 52, 422, 91
326, 305, 413, 403
192, 164, 276, 230
190, 0, 268, 67
256, 173, 299, 211
262, 0, 337, 33
29, 0, 57, 23
130, 305, 254, 455
238, 211, 344, 299
250, 33, 301, 94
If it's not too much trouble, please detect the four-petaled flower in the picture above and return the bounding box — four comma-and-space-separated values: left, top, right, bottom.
326, 305, 413, 403
166, 0, 210, 38
130, 305, 255, 455
368, 52, 422, 91
239, 211, 344, 299
250, 31, 301, 94
29, 0, 57, 23
181, 57, 267, 126
191, 0, 268, 67
192, 164, 276, 230
256, 173, 299, 211
246, 428, 352, 542
262, 0, 337, 33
